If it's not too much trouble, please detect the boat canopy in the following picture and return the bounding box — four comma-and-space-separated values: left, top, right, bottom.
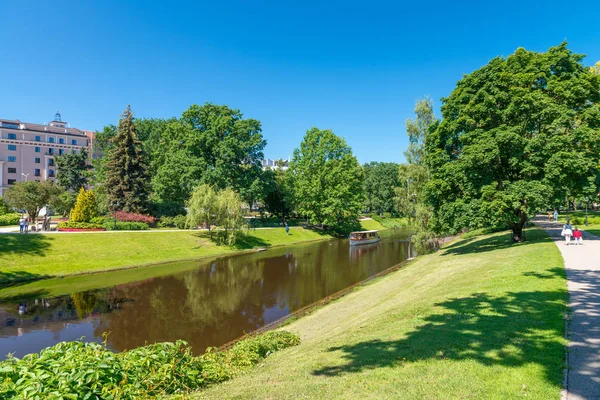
350, 230, 379, 234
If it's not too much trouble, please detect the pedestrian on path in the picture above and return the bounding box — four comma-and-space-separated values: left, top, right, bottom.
554, 210, 559, 221
562, 221, 573, 245
19, 216, 25, 233
24, 218, 29, 234
285, 222, 290, 235
573, 227, 583, 245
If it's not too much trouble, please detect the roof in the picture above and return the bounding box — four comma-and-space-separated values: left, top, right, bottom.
0, 118, 88, 137
350, 230, 379, 234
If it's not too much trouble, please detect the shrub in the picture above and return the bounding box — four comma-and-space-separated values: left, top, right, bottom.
90, 216, 111, 225
0, 197, 10, 215
70, 188, 98, 223
57, 221, 105, 229
0, 331, 300, 399
0, 213, 20, 226
116, 211, 157, 225
103, 221, 149, 231
157, 215, 187, 229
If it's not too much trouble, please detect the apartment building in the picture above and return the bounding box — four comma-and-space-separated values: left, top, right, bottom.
0, 112, 90, 197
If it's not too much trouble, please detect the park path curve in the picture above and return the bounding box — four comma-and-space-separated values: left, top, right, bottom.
534, 217, 600, 400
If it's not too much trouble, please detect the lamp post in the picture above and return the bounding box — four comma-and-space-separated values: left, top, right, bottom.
21, 173, 29, 182
585, 196, 589, 226
111, 201, 120, 230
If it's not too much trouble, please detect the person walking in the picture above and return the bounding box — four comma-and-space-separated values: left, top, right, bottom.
562, 221, 573, 245
24, 218, 29, 234
19, 216, 25, 233
554, 210, 559, 222
573, 228, 583, 245
285, 222, 290, 235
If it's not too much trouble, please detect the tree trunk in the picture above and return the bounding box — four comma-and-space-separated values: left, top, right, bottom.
511, 211, 528, 242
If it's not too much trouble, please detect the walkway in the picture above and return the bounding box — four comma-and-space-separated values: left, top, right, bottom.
534, 217, 600, 400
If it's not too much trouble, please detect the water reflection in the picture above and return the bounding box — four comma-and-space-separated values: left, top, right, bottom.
0, 230, 411, 359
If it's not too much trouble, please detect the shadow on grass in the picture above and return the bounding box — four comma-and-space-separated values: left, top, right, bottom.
313, 289, 567, 390
441, 229, 553, 256
0, 233, 53, 257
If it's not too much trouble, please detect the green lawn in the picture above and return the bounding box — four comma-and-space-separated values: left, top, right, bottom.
554, 210, 600, 236
194, 229, 567, 399
0, 227, 331, 285
357, 218, 385, 231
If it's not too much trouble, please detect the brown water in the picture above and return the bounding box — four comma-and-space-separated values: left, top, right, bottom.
0, 229, 412, 359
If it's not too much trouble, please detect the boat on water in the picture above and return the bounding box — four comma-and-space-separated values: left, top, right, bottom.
349, 230, 381, 246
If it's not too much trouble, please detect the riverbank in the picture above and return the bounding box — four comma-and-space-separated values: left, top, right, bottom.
194, 228, 567, 399
0, 220, 386, 285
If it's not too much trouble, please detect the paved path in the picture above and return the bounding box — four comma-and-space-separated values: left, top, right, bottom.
534, 217, 600, 400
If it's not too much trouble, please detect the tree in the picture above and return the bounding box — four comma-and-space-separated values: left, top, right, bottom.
289, 127, 363, 230
104, 106, 150, 213
363, 162, 400, 215
4, 181, 61, 221
186, 184, 245, 244
55, 148, 90, 192
70, 188, 98, 222
425, 43, 600, 241
152, 103, 266, 211
0, 197, 10, 215
404, 96, 436, 166
263, 161, 294, 218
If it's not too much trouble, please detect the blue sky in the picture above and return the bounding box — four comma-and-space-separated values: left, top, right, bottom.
1, 1, 599, 163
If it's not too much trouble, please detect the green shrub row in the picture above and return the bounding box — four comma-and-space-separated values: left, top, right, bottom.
157, 215, 187, 229
102, 221, 149, 230
0, 213, 20, 226
57, 221, 105, 229
570, 216, 600, 226
0, 331, 300, 399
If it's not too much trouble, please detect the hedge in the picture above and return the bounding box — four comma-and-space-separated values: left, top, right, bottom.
0, 213, 20, 226
103, 221, 149, 231
57, 221, 105, 229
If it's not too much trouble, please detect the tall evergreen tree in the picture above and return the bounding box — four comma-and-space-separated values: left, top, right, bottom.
104, 106, 150, 213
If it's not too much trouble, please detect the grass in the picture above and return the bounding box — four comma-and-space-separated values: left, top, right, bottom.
553, 210, 600, 237
358, 218, 385, 231
0, 227, 331, 285
194, 228, 567, 399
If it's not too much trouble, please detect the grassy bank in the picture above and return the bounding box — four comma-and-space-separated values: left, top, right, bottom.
0, 227, 333, 285
195, 229, 567, 399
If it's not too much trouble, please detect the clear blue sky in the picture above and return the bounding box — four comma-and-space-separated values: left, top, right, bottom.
1, 1, 599, 163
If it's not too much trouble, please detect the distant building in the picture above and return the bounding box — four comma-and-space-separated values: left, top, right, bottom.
261, 158, 289, 171
0, 112, 90, 196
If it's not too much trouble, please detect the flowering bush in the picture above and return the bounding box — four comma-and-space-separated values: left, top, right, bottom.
115, 211, 157, 225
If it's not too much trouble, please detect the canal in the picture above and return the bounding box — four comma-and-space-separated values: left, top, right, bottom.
0, 229, 412, 359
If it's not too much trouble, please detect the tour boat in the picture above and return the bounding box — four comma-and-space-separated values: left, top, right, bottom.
349, 230, 381, 246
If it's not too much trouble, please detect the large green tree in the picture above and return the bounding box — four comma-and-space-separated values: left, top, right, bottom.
104, 106, 150, 213
263, 160, 293, 218
426, 43, 600, 241
363, 162, 399, 215
55, 148, 89, 192
4, 180, 62, 221
151, 103, 266, 211
289, 127, 363, 229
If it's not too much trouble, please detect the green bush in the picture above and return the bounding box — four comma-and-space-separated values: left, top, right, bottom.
103, 221, 149, 230
70, 188, 98, 223
57, 221, 105, 229
570, 216, 600, 226
0, 213, 20, 226
157, 215, 187, 229
90, 216, 111, 225
0, 331, 300, 399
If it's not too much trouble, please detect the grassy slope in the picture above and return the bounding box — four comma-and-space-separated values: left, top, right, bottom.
196, 229, 567, 400
0, 227, 331, 284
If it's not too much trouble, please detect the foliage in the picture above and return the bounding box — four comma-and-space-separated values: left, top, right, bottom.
151, 103, 266, 211
103, 221, 149, 231
426, 43, 600, 241
0, 197, 11, 215
104, 105, 151, 213
0, 331, 300, 399
362, 162, 400, 215
370, 214, 408, 229
0, 213, 20, 226
186, 184, 246, 244
57, 221, 105, 229
70, 188, 99, 223
55, 148, 90, 192
571, 216, 600, 225
50, 190, 78, 217
263, 162, 294, 218
404, 95, 436, 165
289, 127, 364, 230
115, 211, 157, 225
157, 215, 187, 229
3, 180, 62, 221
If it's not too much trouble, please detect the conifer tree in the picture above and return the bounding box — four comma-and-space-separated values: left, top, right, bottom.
104, 106, 150, 213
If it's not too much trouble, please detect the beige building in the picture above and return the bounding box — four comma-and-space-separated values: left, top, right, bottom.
0, 112, 91, 197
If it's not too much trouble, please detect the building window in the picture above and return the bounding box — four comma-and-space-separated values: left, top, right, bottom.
34, 158, 40, 163
8, 145, 17, 151
7, 179, 16, 185
7, 133, 17, 140
59, 138, 65, 144
35, 146, 41, 152
2, 122, 19, 129
7, 168, 16, 173
71, 139, 77, 145
48, 148, 54, 155
48, 137, 55, 143
48, 159, 55, 167
48, 170, 55, 177
35, 135, 41, 142
59, 149, 64, 156
7, 156, 16, 162
34, 169, 41, 177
